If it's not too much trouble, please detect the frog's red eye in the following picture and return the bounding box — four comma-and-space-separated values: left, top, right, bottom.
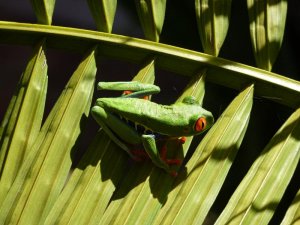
194, 117, 206, 132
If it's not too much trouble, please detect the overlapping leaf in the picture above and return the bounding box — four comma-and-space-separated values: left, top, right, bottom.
247, 0, 287, 71
195, 0, 232, 56
88, 0, 117, 32
42, 50, 157, 225
135, 0, 166, 42
0, 48, 97, 225
216, 107, 300, 224
44, 131, 127, 225
30, 0, 56, 25
155, 84, 253, 225
281, 188, 300, 224
0, 41, 47, 202
0, 1, 299, 225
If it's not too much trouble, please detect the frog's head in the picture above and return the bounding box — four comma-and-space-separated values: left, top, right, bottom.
186, 106, 214, 135
143, 98, 214, 137
174, 102, 214, 137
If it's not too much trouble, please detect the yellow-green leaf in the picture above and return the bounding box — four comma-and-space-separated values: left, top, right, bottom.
0, 40, 47, 202
216, 107, 300, 224
135, 0, 167, 42
132, 58, 156, 84
195, 0, 232, 56
176, 69, 206, 105
44, 131, 127, 225
0, 48, 97, 225
30, 0, 56, 25
281, 188, 300, 225
156, 84, 253, 225
247, 0, 287, 71
87, 0, 117, 33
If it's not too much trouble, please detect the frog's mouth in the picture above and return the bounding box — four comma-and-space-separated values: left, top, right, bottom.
113, 112, 165, 138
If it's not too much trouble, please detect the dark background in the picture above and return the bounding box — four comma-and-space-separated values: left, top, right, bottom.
0, 1, 299, 224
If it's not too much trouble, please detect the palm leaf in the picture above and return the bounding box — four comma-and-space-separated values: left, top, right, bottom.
87, 0, 117, 32
156, 84, 253, 225
0, 48, 97, 224
0, 1, 299, 225
195, 0, 232, 56
0, 40, 47, 201
216, 107, 300, 224
281, 187, 300, 224
30, 0, 56, 25
247, 0, 287, 71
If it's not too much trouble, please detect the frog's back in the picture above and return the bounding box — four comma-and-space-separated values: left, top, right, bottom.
96, 98, 169, 121
95, 97, 204, 136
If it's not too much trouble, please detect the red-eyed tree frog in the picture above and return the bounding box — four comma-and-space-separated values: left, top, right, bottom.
91, 81, 214, 175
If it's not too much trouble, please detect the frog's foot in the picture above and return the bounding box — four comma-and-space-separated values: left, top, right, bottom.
161, 146, 180, 177
160, 146, 182, 166
123, 90, 132, 96
142, 95, 149, 100
123, 90, 149, 100
178, 136, 186, 144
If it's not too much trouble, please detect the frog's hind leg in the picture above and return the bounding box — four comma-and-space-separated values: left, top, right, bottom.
160, 146, 182, 165
141, 134, 171, 172
157, 136, 186, 165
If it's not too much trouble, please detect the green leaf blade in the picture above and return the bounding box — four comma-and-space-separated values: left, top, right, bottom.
0, 48, 97, 225
44, 132, 127, 225
135, 0, 167, 42
0, 41, 48, 202
281, 188, 300, 224
155, 84, 253, 225
247, 0, 287, 71
88, 0, 117, 33
30, 0, 56, 25
195, 0, 232, 56
99, 163, 154, 225
216, 107, 300, 224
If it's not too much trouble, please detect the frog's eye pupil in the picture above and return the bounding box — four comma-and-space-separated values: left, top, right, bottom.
195, 117, 206, 132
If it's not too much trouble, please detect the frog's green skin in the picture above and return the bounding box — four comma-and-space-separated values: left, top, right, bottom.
91, 81, 214, 173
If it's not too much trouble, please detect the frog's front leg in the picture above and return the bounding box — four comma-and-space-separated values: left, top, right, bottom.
141, 134, 177, 174
91, 105, 136, 158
